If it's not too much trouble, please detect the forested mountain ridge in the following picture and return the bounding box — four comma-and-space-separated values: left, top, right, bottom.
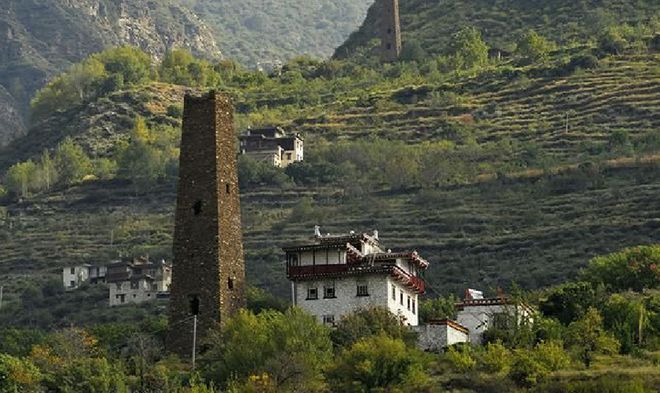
335, 0, 660, 59
181, 0, 374, 66
0, 0, 220, 147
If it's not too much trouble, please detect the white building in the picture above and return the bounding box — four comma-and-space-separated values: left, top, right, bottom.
283, 228, 429, 326
239, 126, 303, 168
107, 257, 172, 306
62, 265, 90, 290
415, 319, 469, 352
455, 289, 534, 345
62, 264, 107, 290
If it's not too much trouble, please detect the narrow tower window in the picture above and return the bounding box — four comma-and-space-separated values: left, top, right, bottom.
190, 295, 200, 315
228, 277, 234, 290
226, 183, 231, 194
193, 200, 202, 215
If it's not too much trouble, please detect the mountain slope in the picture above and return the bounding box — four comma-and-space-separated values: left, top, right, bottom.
182, 0, 373, 66
0, 48, 658, 303
0, 0, 220, 146
335, 0, 660, 59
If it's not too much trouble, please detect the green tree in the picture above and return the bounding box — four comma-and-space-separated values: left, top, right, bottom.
566, 307, 620, 367
93, 158, 118, 180
160, 49, 196, 85
540, 281, 605, 325
5, 160, 38, 198
419, 295, 459, 322
602, 293, 650, 353
51, 357, 127, 393
201, 308, 331, 392
0, 354, 42, 393
38, 150, 58, 191
583, 245, 660, 292
30, 57, 107, 121
448, 26, 489, 69
160, 49, 219, 87
326, 334, 433, 393
237, 156, 290, 189
54, 139, 93, 185
118, 118, 166, 191
95, 46, 151, 86
533, 340, 570, 371
515, 30, 555, 64
445, 344, 476, 373
508, 349, 548, 387
0, 329, 45, 357
330, 307, 418, 348
478, 341, 511, 373
599, 27, 628, 55
400, 40, 427, 62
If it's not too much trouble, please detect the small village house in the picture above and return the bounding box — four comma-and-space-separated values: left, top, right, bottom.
455, 288, 534, 345
283, 227, 428, 326
106, 257, 172, 306
416, 288, 535, 351
62, 264, 107, 290
239, 126, 303, 168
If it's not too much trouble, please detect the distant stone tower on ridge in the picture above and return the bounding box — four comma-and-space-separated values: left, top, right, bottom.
381, 0, 402, 62
167, 91, 246, 357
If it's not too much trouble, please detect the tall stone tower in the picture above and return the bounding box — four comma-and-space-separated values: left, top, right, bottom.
381, 0, 402, 62
167, 91, 246, 357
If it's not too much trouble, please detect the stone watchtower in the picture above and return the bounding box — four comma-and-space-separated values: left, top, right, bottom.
381, 0, 402, 62
167, 91, 246, 357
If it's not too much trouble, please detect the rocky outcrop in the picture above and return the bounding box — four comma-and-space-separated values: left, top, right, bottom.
0, 85, 26, 146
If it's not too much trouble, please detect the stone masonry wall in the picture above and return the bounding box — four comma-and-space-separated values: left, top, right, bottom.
167, 91, 246, 358
380, 0, 402, 62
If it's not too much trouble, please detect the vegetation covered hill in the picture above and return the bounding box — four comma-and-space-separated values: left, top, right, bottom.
0, 0, 220, 147
0, 37, 658, 307
0, 0, 375, 148
182, 0, 373, 66
336, 0, 660, 59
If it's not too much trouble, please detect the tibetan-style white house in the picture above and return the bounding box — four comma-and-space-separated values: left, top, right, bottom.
283, 227, 429, 326
455, 288, 535, 345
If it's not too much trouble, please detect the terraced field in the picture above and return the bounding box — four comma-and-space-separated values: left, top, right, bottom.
2, 155, 658, 312
0, 49, 658, 327
294, 55, 660, 161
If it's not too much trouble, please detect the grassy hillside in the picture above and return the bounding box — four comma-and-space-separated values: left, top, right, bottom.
336, 0, 660, 59
0, 49, 658, 322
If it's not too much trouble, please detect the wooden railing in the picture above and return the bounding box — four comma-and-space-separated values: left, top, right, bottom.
391, 265, 425, 294
287, 264, 350, 278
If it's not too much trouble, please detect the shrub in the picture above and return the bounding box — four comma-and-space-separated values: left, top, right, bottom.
509, 349, 548, 387
479, 341, 511, 373
446, 344, 476, 373
201, 308, 331, 391
599, 29, 627, 55
448, 26, 489, 69
326, 334, 433, 393
515, 30, 555, 64
54, 138, 93, 185
166, 105, 183, 118
533, 340, 570, 371
566, 308, 621, 367
0, 354, 42, 393
331, 307, 417, 348
583, 245, 660, 292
